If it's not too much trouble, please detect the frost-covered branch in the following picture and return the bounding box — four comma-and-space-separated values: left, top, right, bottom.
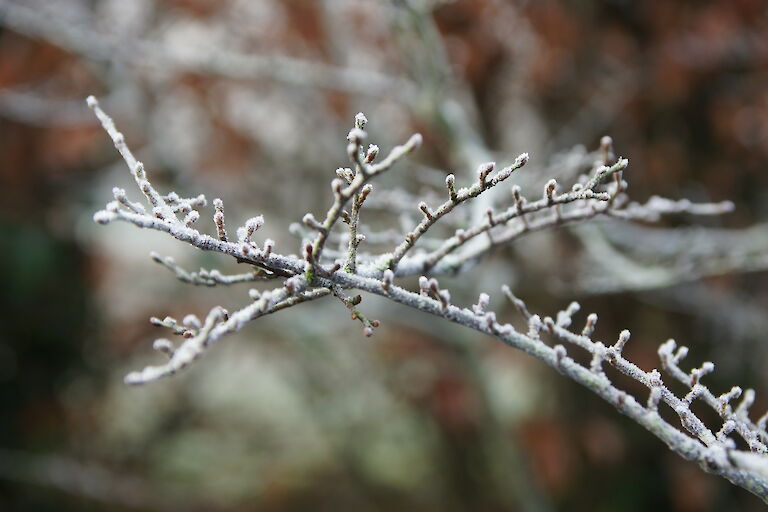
498, 287, 768, 499
387, 155, 530, 271
303, 120, 422, 281
89, 96, 768, 501
125, 283, 330, 385
150, 252, 275, 286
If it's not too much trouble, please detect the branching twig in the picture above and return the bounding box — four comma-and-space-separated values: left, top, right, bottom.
419, 159, 627, 270
387, 154, 529, 272
125, 284, 330, 385
150, 252, 274, 286
89, 97, 768, 501
331, 285, 380, 337
303, 117, 421, 282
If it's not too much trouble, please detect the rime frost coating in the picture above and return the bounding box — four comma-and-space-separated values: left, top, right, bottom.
88, 96, 767, 502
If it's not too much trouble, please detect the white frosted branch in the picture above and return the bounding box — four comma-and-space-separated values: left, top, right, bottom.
150, 252, 274, 286
125, 284, 330, 385
88, 97, 768, 501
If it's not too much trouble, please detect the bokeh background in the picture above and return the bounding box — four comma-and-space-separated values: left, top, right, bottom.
2, 1, 768, 510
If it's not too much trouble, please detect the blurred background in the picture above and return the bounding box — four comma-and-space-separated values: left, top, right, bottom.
1, 0, 768, 510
